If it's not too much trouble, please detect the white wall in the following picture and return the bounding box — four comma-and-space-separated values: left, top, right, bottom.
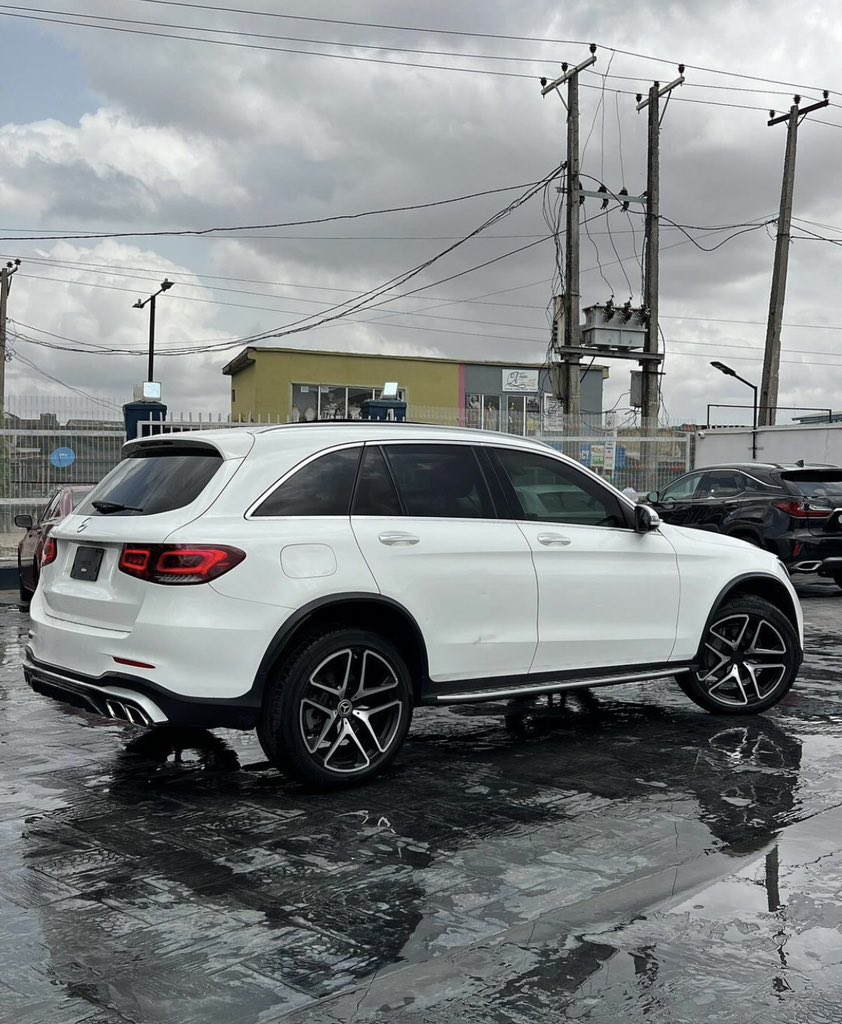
696, 424, 842, 467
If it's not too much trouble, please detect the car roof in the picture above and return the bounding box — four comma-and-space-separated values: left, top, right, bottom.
696, 463, 839, 472
126, 422, 555, 460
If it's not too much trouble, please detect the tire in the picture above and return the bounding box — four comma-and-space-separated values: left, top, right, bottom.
676, 595, 800, 715
258, 627, 414, 788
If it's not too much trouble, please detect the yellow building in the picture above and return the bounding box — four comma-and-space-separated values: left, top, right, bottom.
222, 346, 607, 430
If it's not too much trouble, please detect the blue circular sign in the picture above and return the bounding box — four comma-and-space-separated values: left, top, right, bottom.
50, 447, 76, 469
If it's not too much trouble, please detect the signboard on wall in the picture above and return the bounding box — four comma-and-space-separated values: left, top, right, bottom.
502, 369, 539, 393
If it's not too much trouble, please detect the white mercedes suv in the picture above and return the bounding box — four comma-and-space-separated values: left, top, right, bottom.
25, 423, 804, 788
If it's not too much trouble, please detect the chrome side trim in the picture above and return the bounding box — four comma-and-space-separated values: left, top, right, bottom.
433, 667, 687, 704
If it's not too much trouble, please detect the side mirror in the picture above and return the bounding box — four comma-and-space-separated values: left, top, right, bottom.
646, 490, 659, 503
14, 514, 33, 530
634, 504, 661, 533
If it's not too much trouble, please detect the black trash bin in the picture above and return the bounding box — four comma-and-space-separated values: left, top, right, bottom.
123, 401, 167, 441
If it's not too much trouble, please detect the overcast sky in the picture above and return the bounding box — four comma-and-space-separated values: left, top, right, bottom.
2, 0, 842, 424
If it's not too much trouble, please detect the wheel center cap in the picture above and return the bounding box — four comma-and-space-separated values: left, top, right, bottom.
337, 699, 353, 717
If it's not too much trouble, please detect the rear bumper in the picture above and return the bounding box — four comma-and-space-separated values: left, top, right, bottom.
775, 532, 842, 574
24, 652, 260, 730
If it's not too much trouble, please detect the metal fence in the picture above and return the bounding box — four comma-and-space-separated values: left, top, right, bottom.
0, 395, 692, 561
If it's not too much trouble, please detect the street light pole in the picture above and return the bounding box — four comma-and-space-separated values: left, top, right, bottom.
132, 279, 173, 383
710, 361, 758, 460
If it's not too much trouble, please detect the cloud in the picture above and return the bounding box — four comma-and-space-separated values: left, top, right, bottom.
2, 0, 842, 425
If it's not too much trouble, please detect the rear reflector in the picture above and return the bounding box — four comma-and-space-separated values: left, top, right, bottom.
118, 544, 245, 585
113, 657, 156, 670
41, 537, 58, 567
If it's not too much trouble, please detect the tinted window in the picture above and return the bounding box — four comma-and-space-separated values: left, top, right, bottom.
781, 472, 842, 501
384, 444, 494, 519
494, 448, 626, 527
353, 446, 401, 516
254, 447, 361, 517
660, 472, 703, 501
76, 448, 223, 517
700, 471, 744, 498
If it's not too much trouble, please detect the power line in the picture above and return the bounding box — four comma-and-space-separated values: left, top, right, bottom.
0, 3, 579, 68
9, 347, 124, 409
122, 0, 838, 97
3, 4, 837, 105
0, 177, 549, 242
0, 9, 544, 79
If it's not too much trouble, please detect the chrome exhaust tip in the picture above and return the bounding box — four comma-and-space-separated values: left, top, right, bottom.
104, 699, 149, 725
792, 560, 822, 572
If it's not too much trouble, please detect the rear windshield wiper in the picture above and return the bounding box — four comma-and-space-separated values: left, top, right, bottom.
91, 500, 144, 514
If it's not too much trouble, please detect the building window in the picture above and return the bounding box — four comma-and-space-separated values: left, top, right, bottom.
291, 384, 405, 422
464, 394, 501, 431
465, 393, 540, 435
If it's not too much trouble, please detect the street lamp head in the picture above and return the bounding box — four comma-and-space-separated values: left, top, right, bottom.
710, 360, 736, 377
160, 278, 174, 292
132, 299, 144, 309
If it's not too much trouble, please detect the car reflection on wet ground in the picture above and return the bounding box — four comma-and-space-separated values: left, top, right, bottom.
2, 581, 842, 1023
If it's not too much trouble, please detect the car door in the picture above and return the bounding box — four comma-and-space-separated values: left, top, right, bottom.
650, 470, 706, 527
350, 442, 538, 683
695, 470, 748, 532
488, 446, 680, 673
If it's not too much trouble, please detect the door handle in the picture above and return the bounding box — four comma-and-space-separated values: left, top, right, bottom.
537, 532, 572, 546
378, 531, 420, 546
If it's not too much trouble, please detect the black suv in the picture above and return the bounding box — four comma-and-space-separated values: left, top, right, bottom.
647, 463, 842, 587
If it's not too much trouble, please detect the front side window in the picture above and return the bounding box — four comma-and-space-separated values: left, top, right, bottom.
76, 448, 223, 517
383, 444, 495, 519
492, 448, 626, 528
253, 447, 361, 516
660, 472, 704, 501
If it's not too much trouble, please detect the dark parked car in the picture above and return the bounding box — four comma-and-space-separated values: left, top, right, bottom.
647, 463, 842, 587
16, 486, 91, 602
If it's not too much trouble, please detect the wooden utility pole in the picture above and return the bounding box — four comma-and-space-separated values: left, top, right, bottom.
636, 72, 683, 490
0, 260, 20, 409
637, 71, 684, 436
541, 46, 597, 433
760, 92, 829, 425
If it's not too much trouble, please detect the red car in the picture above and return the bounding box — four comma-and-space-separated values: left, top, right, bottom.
15, 486, 91, 603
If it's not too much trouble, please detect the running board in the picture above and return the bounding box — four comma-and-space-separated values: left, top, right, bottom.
433, 667, 688, 704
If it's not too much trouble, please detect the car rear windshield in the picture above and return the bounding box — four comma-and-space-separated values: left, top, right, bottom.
780, 470, 842, 502
76, 446, 223, 516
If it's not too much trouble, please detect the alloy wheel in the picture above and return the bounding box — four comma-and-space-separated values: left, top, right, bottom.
695, 613, 789, 708
298, 647, 405, 774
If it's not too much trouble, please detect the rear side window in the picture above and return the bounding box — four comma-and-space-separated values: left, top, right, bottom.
253, 447, 361, 517
383, 444, 495, 519
76, 448, 223, 516
353, 446, 401, 516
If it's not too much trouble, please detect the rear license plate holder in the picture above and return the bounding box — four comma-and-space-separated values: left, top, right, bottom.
70, 546, 104, 582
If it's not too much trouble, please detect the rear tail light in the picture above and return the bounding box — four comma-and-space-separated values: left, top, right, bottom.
773, 499, 832, 519
118, 544, 245, 585
41, 537, 58, 567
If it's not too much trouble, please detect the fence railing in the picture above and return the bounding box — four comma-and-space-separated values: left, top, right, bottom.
0, 403, 692, 561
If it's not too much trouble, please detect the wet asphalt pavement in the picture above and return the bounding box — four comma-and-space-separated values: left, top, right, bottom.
2, 583, 842, 1023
